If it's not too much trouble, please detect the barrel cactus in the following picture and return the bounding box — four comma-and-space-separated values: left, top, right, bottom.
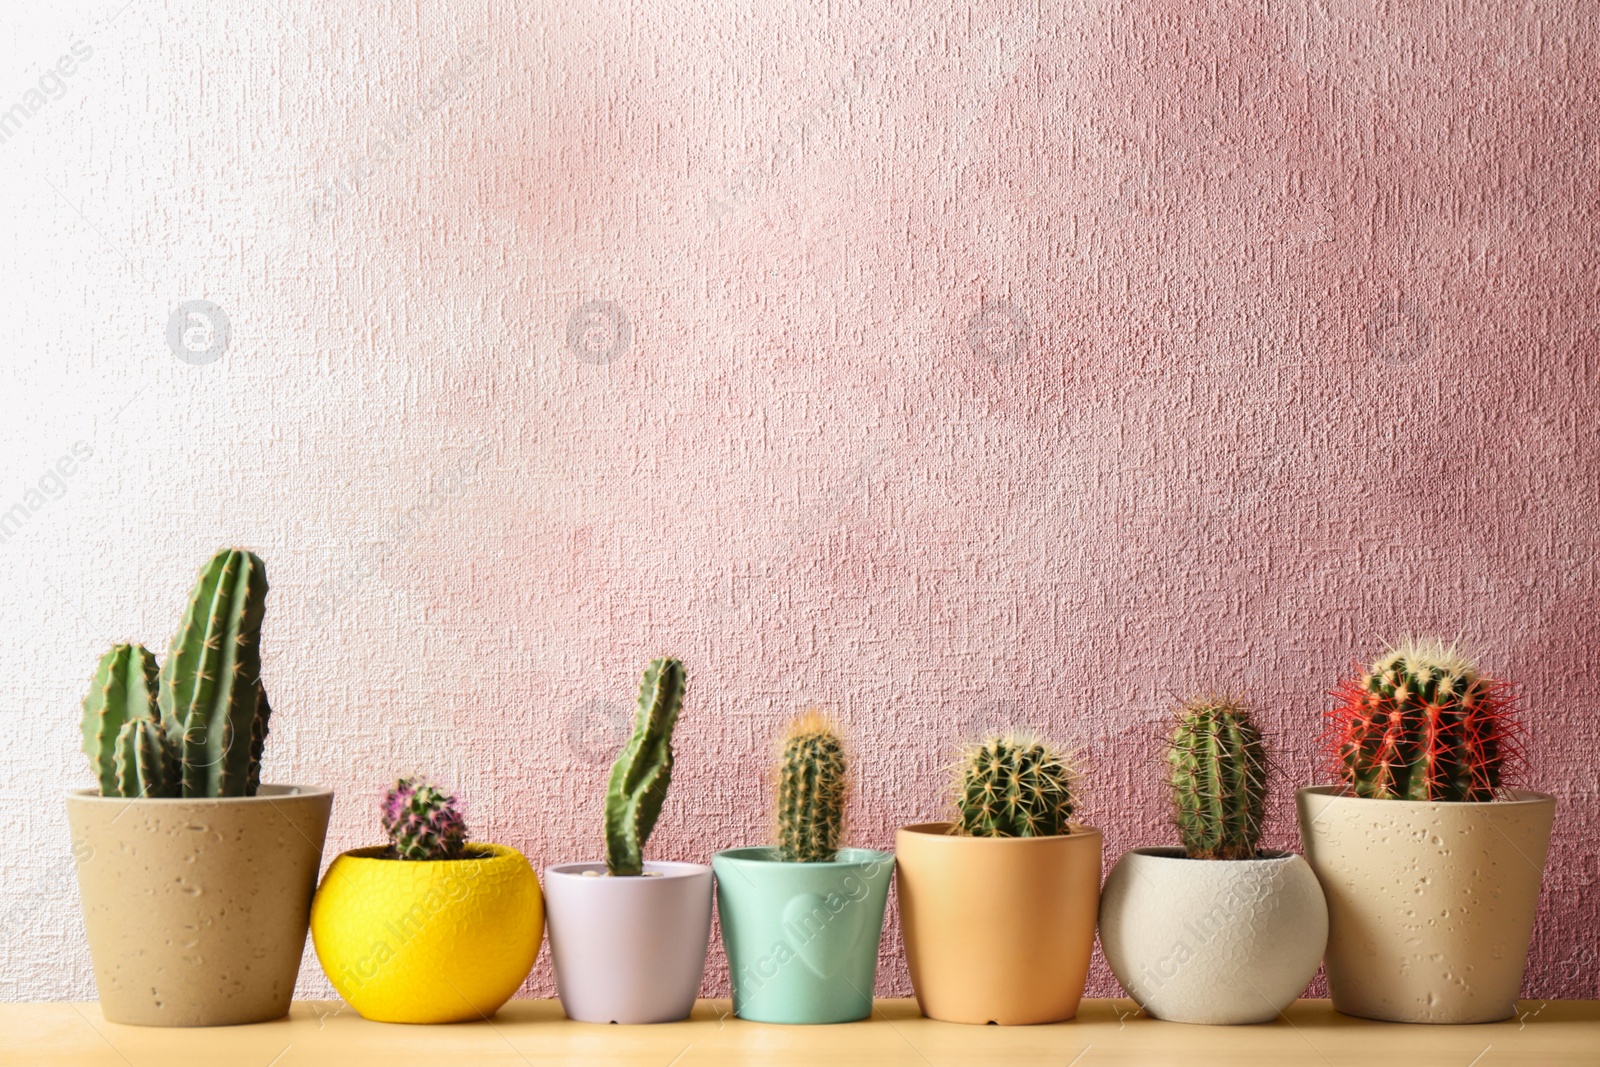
382, 778, 469, 860
774, 713, 847, 863
77, 548, 276, 799
604, 657, 686, 876
1330, 638, 1519, 802
953, 735, 1077, 838
1169, 696, 1267, 860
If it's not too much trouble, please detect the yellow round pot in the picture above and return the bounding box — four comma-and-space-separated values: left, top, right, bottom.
311, 844, 543, 1023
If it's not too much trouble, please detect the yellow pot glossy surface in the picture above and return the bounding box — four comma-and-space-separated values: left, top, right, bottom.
311, 844, 543, 1023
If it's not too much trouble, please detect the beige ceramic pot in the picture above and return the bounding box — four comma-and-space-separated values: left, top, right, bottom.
896, 822, 1101, 1024
1297, 786, 1555, 1024
67, 785, 333, 1026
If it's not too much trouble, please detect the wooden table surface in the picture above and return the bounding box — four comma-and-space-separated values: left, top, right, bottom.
6, 998, 1598, 1066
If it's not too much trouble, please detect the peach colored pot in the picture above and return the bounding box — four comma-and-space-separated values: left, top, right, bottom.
896, 822, 1101, 1024
1297, 786, 1556, 1023
67, 785, 333, 1026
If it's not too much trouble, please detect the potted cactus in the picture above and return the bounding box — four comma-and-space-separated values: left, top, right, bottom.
1297, 638, 1555, 1024
1098, 697, 1328, 1024
896, 735, 1099, 1024
310, 778, 543, 1023
713, 714, 894, 1024
543, 657, 714, 1024
66, 548, 334, 1026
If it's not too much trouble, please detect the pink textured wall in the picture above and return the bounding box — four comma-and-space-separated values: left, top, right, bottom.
1, 0, 1596, 1002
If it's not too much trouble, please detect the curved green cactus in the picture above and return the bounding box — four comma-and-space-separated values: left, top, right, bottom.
159, 548, 269, 798
604, 657, 686, 876
1170, 697, 1267, 860
953, 735, 1076, 838
774, 713, 847, 863
80, 644, 161, 796
114, 717, 178, 799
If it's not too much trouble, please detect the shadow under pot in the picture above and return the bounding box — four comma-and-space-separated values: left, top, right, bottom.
311, 843, 543, 1023
66, 785, 334, 1027
1297, 786, 1556, 1024
543, 861, 713, 1024
895, 822, 1101, 1025
712, 847, 894, 1024
1098, 847, 1328, 1024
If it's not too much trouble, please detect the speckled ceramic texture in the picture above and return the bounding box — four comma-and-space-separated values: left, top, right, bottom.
65, 785, 332, 1026
896, 823, 1101, 1024
311, 843, 542, 1023
713, 847, 894, 1024
1098, 847, 1327, 1024
1297, 786, 1556, 1024
543, 861, 712, 1023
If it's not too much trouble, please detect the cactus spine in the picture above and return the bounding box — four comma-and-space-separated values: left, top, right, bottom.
953, 735, 1076, 838
1169, 697, 1266, 860
159, 548, 269, 798
114, 717, 178, 799
774, 713, 847, 863
81, 644, 162, 796
604, 657, 686, 876
1330, 638, 1519, 802
382, 778, 468, 860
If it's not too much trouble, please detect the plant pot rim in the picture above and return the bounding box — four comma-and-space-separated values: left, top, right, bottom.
1297, 785, 1555, 808
897, 821, 1102, 842
545, 860, 711, 880
1119, 845, 1301, 863
332, 842, 522, 866
713, 846, 892, 867
66, 783, 332, 804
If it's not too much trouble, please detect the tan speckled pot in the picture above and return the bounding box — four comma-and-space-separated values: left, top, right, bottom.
1297, 786, 1555, 1024
67, 785, 333, 1026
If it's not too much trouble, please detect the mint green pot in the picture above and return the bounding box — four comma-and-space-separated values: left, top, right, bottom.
713, 847, 895, 1024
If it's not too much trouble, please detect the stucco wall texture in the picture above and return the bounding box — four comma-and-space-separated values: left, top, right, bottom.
1, 0, 1596, 1004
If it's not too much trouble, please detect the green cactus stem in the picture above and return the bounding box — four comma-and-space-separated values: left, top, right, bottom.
113, 717, 178, 799
382, 778, 468, 860
953, 735, 1076, 838
246, 685, 271, 796
1169, 697, 1267, 860
774, 713, 847, 863
604, 657, 686, 876
159, 548, 269, 798
81, 644, 162, 796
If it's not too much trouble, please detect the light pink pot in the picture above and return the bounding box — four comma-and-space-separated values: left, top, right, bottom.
543, 861, 713, 1023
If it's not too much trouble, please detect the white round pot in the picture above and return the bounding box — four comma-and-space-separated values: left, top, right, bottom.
1099, 847, 1327, 1024
543, 861, 713, 1023
1297, 786, 1555, 1023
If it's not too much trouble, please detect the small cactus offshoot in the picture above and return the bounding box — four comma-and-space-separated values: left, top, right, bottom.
604, 657, 686, 876
1329, 638, 1520, 802
953, 735, 1076, 838
774, 713, 847, 863
382, 778, 469, 860
1169, 696, 1267, 860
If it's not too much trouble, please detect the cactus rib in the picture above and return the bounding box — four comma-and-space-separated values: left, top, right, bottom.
604, 657, 686, 876
774, 713, 847, 863
1170, 697, 1267, 860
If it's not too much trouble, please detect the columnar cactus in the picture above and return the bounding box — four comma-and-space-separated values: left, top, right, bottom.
774, 713, 847, 863
1169, 697, 1266, 860
1330, 638, 1519, 802
382, 778, 469, 860
953, 735, 1076, 838
80, 643, 162, 796
604, 657, 686, 876
114, 717, 178, 799
159, 548, 270, 798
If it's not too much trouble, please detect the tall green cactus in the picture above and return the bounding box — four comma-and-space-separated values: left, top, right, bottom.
80, 644, 162, 796
953, 735, 1076, 838
604, 657, 687, 876
114, 717, 178, 799
774, 713, 847, 863
1169, 697, 1267, 860
159, 548, 269, 798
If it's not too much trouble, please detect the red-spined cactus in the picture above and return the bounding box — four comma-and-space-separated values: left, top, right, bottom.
1329, 639, 1521, 802
381, 778, 469, 860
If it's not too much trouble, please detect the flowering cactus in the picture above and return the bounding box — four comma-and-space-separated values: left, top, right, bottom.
381, 778, 468, 860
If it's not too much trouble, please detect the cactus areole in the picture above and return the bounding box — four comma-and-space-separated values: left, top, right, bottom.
1329, 638, 1521, 803
604, 657, 687, 876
